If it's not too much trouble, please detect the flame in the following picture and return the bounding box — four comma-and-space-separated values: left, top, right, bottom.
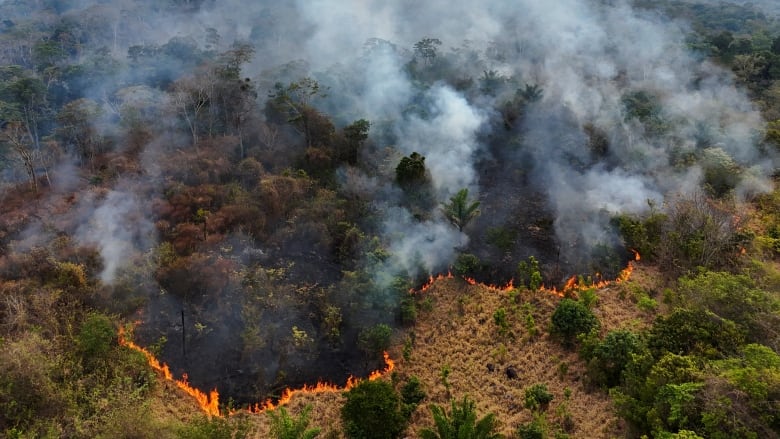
414, 271, 454, 293
119, 325, 396, 416
118, 326, 221, 417
244, 351, 395, 413
412, 251, 640, 300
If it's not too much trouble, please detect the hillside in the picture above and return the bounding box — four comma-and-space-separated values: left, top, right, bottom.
2, 0, 780, 438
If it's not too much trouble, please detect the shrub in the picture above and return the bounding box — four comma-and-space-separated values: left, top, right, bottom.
400, 376, 426, 419
419, 395, 502, 439
77, 312, 116, 362
550, 299, 599, 346
493, 307, 509, 337
647, 308, 744, 358
517, 415, 547, 439
177, 416, 250, 439
357, 324, 393, 359
453, 253, 482, 277
585, 330, 644, 388
341, 380, 406, 439
268, 405, 321, 439
524, 383, 554, 411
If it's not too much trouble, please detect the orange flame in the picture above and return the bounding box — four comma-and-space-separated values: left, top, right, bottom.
245, 351, 395, 413
118, 326, 221, 417
119, 325, 396, 416
411, 251, 640, 300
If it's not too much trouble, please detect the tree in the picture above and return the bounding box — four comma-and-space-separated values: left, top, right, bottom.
413, 38, 442, 65
341, 380, 406, 439
268, 405, 321, 439
585, 330, 644, 387
0, 66, 48, 151
0, 120, 39, 192
267, 77, 331, 149
442, 188, 481, 232
395, 152, 427, 187
550, 298, 599, 347
357, 324, 392, 359
339, 118, 370, 164
524, 384, 554, 411
419, 396, 503, 439
55, 98, 104, 164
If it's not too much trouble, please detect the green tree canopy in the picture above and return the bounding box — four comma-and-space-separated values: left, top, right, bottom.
441, 188, 481, 232
341, 380, 406, 439
419, 395, 503, 439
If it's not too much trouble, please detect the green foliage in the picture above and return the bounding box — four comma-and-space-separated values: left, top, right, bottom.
612, 210, 666, 261
677, 271, 778, 344
400, 376, 427, 419
454, 253, 482, 276
578, 288, 598, 309
268, 405, 321, 439
177, 416, 250, 439
77, 312, 116, 362
550, 299, 600, 346
440, 364, 452, 392
486, 227, 516, 253
517, 256, 542, 290
584, 330, 644, 388
516, 414, 547, 439
647, 308, 744, 358
395, 152, 428, 188
357, 324, 392, 359
524, 384, 554, 411
493, 307, 509, 338
419, 396, 503, 439
341, 380, 406, 439
441, 189, 481, 232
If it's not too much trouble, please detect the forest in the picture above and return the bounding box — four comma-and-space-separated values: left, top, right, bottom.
0, 0, 779, 438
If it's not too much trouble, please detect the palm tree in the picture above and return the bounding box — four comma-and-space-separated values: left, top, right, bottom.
419, 396, 504, 439
442, 188, 481, 232
268, 405, 321, 439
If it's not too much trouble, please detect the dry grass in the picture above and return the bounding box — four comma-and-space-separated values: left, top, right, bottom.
398, 278, 625, 438
154, 264, 660, 438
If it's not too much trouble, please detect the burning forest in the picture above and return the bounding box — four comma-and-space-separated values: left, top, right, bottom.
1, 0, 780, 437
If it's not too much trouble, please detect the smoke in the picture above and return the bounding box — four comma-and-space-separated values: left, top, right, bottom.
2, 0, 778, 403
75, 189, 155, 284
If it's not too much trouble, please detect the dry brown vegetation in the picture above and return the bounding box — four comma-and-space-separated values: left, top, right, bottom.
221, 264, 661, 438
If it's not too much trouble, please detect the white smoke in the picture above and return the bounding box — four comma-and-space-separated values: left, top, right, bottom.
76, 190, 155, 284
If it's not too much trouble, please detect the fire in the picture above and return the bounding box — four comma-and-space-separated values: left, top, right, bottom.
245, 351, 395, 413
117, 326, 221, 417
119, 325, 396, 416
414, 271, 454, 293
412, 250, 641, 300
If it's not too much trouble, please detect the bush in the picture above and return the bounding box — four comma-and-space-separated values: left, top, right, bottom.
677, 270, 777, 344
357, 324, 392, 359
177, 416, 250, 439
524, 383, 554, 411
419, 395, 502, 439
517, 415, 547, 439
647, 308, 744, 358
550, 299, 599, 346
400, 376, 426, 419
268, 405, 321, 439
341, 380, 406, 439
493, 307, 509, 338
453, 253, 482, 277
585, 330, 644, 388
77, 312, 116, 362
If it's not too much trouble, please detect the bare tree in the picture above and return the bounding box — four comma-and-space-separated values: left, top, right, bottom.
1, 121, 38, 193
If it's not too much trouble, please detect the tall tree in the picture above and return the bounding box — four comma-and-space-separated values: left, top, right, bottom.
442, 188, 481, 232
